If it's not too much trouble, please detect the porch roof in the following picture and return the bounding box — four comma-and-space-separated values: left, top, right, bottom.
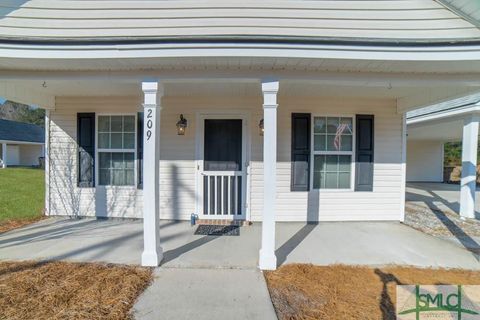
0, 0, 479, 43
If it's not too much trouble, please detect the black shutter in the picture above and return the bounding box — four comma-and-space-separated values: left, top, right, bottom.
291, 113, 311, 191
355, 115, 374, 191
137, 112, 144, 189
77, 113, 95, 188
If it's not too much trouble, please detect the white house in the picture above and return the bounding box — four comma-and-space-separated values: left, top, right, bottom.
0, 119, 44, 168
0, 0, 479, 269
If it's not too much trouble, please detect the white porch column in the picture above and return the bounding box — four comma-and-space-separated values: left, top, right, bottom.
460, 114, 480, 219
141, 81, 164, 266
259, 79, 279, 270
2, 143, 7, 168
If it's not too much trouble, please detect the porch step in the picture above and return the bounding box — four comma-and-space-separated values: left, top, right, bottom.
195, 219, 252, 226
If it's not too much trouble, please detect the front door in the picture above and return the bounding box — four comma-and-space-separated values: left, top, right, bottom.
198, 118, 246, 219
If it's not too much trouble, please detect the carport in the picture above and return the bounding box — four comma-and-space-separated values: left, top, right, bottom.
407, 93, 480, 219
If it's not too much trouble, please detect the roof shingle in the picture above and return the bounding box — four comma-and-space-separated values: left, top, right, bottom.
0, 119, 44, 143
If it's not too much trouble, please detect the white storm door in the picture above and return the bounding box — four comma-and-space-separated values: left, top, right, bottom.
198, 118, 247, 219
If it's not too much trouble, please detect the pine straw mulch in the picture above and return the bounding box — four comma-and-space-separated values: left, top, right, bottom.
0, 216, 45, 234
264, 264, 480, 320
0, 260, 153, 320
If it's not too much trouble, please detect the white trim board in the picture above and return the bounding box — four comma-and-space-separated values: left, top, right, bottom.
0, 140, 44, 145
2, 42, 480, 61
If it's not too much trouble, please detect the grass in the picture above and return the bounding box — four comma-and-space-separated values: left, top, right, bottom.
0, 261, 153, 320
265, 264, 480, 320
0, 167, 45, 232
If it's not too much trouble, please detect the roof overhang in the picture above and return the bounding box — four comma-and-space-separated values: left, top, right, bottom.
0, 139, 44, 145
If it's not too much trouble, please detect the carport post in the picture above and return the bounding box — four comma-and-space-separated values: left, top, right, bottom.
460, 114, 480, 219
141, 81, 164, 266
2, 143, 7, 168
259, 79, 279, 270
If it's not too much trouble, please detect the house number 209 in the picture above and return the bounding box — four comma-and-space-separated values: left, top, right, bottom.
146, 109, 153, 140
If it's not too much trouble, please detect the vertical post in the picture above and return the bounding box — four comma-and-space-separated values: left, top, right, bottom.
259, 79, 279, 270
45, 110, 50, 215
141, 81, 164, 266
399, 113, 407, 222
2, 143, 7, 168
460, 114, 479, 219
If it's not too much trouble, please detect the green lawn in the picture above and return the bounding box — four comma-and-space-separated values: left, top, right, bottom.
0, 168, 45, 223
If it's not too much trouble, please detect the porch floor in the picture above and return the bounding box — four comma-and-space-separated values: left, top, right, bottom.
0, 217, 479, 270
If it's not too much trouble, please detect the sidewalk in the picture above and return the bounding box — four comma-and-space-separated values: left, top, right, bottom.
132, 268, 278, 320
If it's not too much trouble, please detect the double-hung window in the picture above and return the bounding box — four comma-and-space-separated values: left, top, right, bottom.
312, 116, 354, 189
97, 115, 136, 186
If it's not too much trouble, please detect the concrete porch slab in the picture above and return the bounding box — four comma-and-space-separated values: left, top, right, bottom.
1, 217, 479, 270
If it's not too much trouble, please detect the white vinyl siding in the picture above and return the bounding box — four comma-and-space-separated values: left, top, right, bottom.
48, 95, 402, 221
48, 97, 143, 218
1, 0, 479, 40
406, 140, 444, 182
250, 97, 402, 222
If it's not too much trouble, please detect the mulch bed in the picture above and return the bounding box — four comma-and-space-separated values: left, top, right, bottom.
0, 216, 46, 234
264, 264, 480, 320
0, 261, 153, 320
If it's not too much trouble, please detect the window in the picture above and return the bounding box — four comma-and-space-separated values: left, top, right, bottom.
97, 115, 136, 186
312, 116, 353, 189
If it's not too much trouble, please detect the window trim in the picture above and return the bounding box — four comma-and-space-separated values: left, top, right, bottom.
95, 113, 138, 188
310, 114, 356, 192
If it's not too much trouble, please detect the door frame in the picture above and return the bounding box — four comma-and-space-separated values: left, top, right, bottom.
195, 110, 251, 220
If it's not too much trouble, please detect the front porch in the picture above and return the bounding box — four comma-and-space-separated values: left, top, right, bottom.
1, 217, 479, 270
2, 56, 480, 270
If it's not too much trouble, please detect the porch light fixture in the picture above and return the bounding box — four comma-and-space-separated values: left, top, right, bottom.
176, 114, 188, 135
259, 119, 264, 136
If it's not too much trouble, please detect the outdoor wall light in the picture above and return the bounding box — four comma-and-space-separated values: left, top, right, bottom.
176, 114, 188, 135
259, 118, 264, 136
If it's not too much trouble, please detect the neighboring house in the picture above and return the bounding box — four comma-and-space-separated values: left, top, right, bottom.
406, 92, 480, 218
0, 0, 479, 269
0, 119, 44, 168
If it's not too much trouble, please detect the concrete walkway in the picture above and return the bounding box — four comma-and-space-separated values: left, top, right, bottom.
1, 217, 479, 269
132, 268, 277, 320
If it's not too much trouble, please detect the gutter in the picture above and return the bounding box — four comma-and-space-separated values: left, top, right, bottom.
1, 35, 480, 47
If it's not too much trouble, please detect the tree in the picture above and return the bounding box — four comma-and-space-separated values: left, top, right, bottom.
0, 100, 45, 127
17, 106, 45, 127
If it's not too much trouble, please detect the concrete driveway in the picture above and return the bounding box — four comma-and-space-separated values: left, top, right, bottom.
406, 182, 480, 217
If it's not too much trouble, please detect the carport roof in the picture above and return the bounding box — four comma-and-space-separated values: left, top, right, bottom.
0, 119, 44, 143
